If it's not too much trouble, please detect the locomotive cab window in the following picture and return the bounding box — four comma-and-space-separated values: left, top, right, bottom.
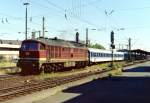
21, 42, 39, 51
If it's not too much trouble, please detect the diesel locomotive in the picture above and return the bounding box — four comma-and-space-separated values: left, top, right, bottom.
17, 37, 88, 74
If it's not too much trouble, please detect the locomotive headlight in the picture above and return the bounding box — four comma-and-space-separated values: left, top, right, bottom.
32, 64, 36, 67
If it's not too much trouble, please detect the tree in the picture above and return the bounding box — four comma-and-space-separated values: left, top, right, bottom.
88, 43, 105, 49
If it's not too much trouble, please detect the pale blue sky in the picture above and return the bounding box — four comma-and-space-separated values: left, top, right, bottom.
0, 0, 150, 51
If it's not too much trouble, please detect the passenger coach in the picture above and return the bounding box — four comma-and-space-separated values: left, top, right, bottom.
88, 48, 124, 63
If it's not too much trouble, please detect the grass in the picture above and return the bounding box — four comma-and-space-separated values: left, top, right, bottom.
98, 62, 111, 68
0, 61, 16, 68
37, 62, 125, 80
0, 61, 18, 75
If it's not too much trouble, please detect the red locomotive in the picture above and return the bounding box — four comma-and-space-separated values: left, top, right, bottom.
17, 37, 88, 74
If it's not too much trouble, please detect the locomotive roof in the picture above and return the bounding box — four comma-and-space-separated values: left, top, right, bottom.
25, 37, 87, 48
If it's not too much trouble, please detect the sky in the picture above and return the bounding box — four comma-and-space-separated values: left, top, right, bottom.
0, 0, 150, 51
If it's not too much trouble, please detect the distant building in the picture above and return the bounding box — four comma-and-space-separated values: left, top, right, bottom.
0, 40, 21, 61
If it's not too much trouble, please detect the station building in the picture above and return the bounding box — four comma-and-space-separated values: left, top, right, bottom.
0, 40, 21, 61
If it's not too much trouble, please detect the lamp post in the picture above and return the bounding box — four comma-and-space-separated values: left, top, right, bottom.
23, 2, 29, 40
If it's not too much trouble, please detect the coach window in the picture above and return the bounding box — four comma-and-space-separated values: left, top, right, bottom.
93, 53, 95, 57
107, 54, 109, 57
96, 53, 97, 57
116, 54, 118, 57
107, 54, 110, 57
104, 53, 106, 57
106, 53, 108, 57
92, 52, 94, 57
102, 53, 104, 57
95, 53, 97, 57
92, 53, 94, 57
100, 53, 102, 57
109, 54, 111, 57
94, 53, 96, 57
106, 54, 108, 57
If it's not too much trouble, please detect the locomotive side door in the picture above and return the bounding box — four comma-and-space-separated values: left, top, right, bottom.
39, 43, 47, 61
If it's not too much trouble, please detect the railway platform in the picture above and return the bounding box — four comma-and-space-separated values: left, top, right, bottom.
33, 61, 150, 103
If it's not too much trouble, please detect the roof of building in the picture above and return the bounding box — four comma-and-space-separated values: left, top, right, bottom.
131, 49, 150, 55
118, 49, 150, 55
0, 40, 21, 45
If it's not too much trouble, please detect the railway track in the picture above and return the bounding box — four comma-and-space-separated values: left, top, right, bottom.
0, 60, 148, 102
0, 69, 111, 102
0, 74, 37, 89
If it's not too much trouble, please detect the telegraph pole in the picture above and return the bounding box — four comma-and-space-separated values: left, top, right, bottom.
86, 28, 88, 47
42, 17, 45, 37
23, 2, 29, 40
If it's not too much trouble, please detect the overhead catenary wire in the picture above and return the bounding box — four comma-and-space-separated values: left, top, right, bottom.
43, 0, 99, 27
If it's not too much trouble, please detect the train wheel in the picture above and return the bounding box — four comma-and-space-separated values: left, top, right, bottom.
48, 65, 52, 72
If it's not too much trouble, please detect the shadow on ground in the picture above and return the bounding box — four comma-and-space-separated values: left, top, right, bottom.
62, 66, 150, 103
125, 66, 150, 72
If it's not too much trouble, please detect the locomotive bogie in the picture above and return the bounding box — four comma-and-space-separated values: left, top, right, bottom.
18, 60, 42, 74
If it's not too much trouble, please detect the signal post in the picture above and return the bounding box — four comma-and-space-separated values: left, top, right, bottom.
110, 31, 115, 69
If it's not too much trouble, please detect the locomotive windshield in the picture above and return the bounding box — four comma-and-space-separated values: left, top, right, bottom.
21, 42, 39, 51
